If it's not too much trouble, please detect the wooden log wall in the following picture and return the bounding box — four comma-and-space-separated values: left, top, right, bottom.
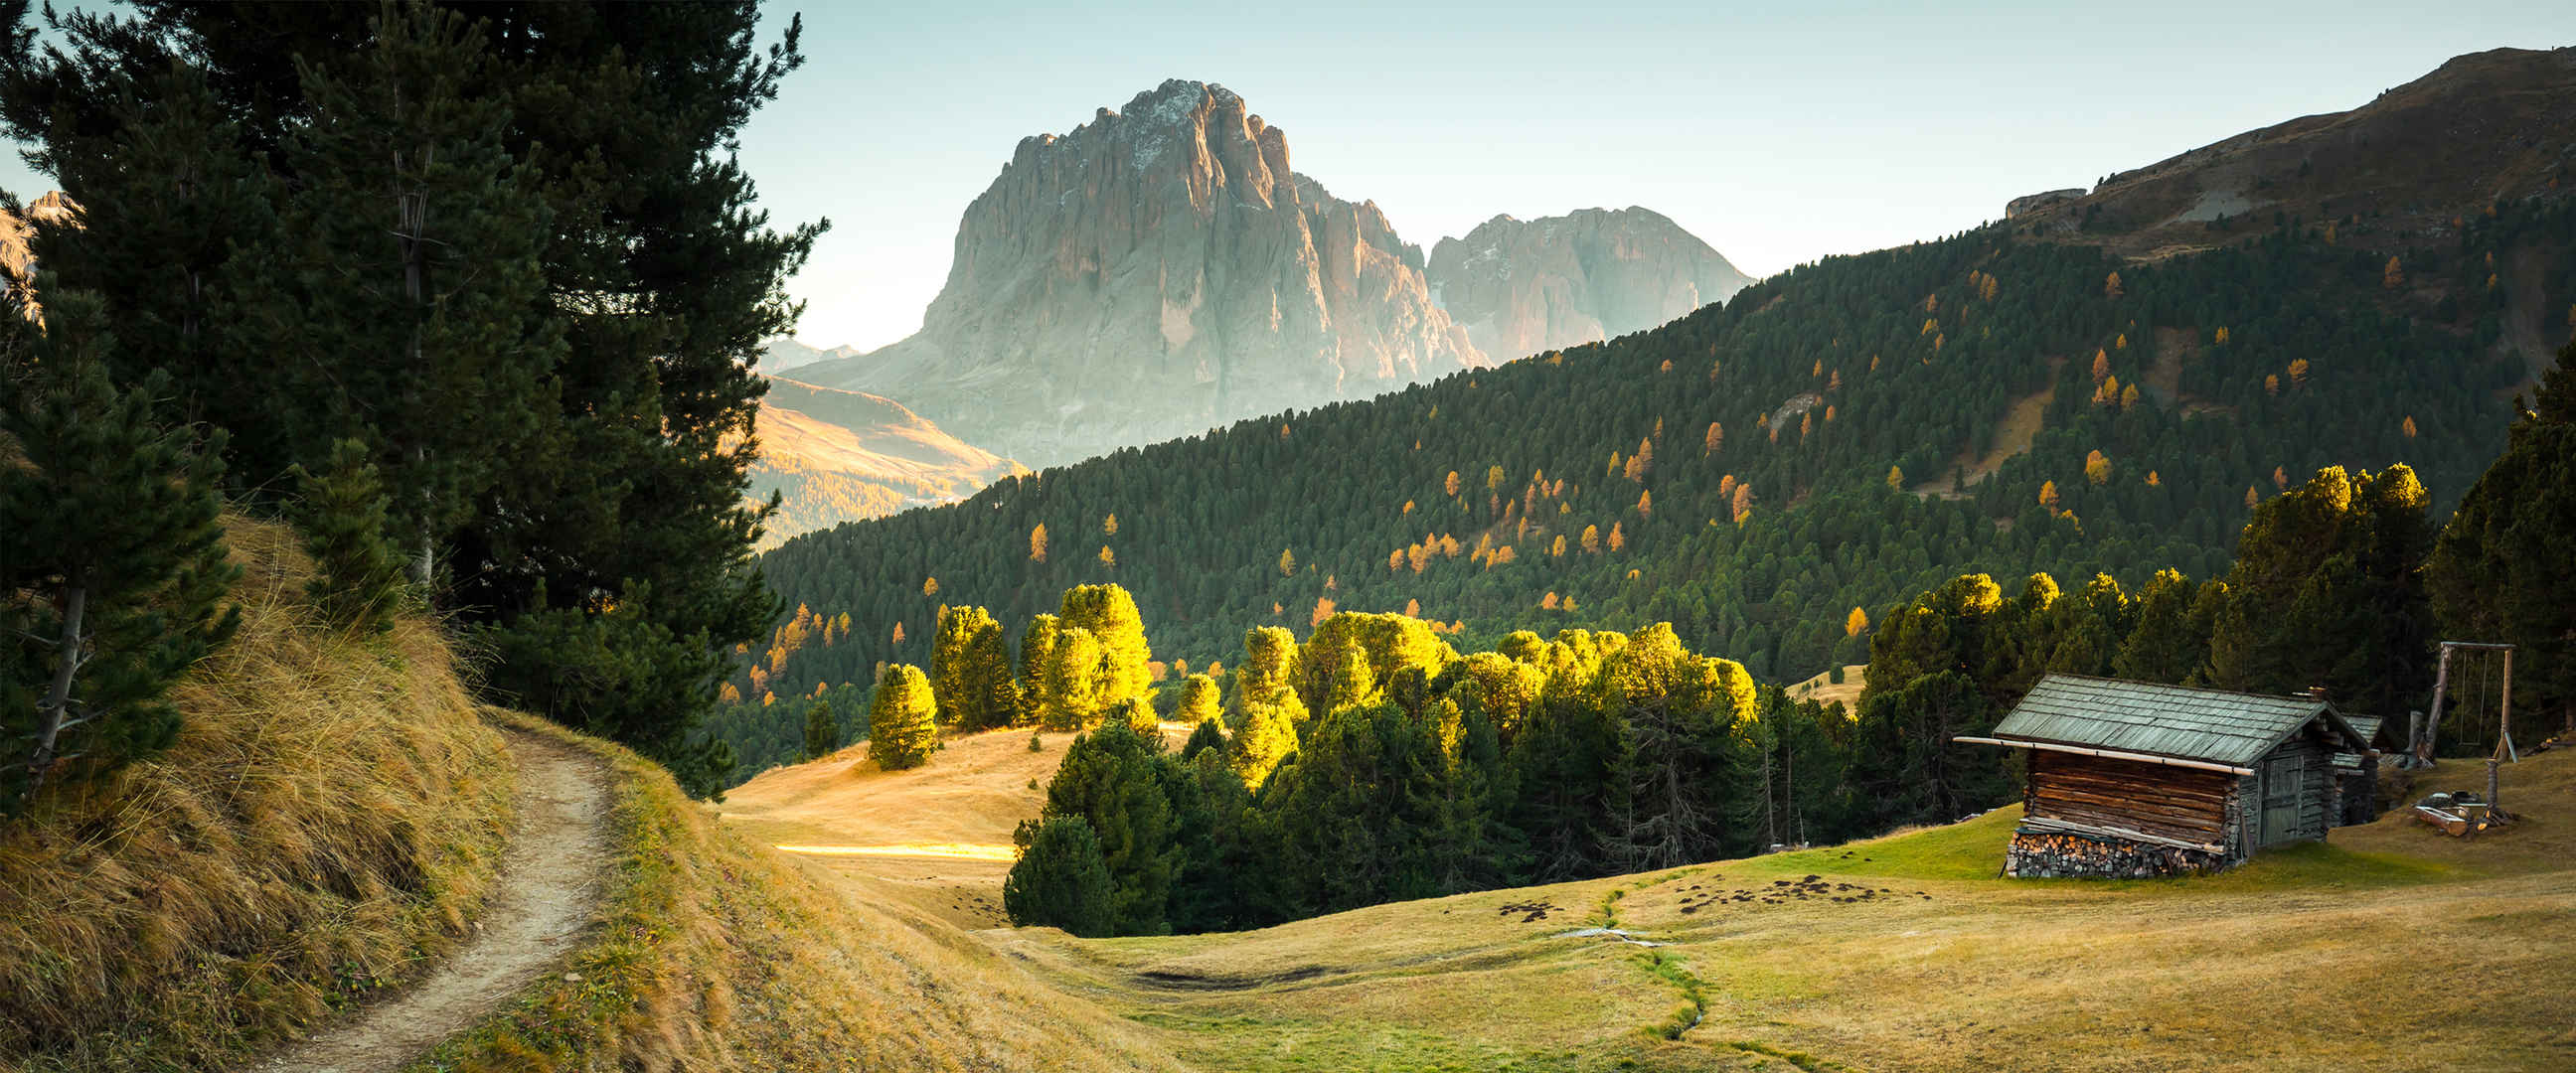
2025, 750, 2235, 846
2006, 829, 2228, 878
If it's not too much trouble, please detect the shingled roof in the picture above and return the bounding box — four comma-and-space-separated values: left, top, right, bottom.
1990, 675, 2369, 768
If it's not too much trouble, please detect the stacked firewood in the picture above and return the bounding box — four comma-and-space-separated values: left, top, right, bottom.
2006, 831, 2224, 878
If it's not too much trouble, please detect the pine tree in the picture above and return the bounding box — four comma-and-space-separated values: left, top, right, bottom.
1231, 700, 1297, 788
930, 605, 1015, 732
1175, 674, 1222, 728
2428, 342, 2576, 729
801, 697, 837, 760
1015, 613, 1060, 727
2, 290, 240, 811
1003, 815, 1114, 937
2113, 569, 2207, 685
288, 437, 408, 634
1035, 722, 1178, 935
868, 664, 939, 771
1060, 584, 1152, 709
1042, 627, 1105, 731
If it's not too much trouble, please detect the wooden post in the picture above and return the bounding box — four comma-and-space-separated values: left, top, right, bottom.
2421, 645, 2453, 766
2499, 647, 2513, 762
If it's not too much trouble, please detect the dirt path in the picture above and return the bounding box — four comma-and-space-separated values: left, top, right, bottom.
255, 730, 611, 1073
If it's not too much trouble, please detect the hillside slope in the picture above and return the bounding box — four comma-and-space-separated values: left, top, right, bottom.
0, 519, 1180, 1073
747, 376, 1027, 547
2013, 47, 2576, 262
417, 713, 1184, 1072
0, 520, 515, 1072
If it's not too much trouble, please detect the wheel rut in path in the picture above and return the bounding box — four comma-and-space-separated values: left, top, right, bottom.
255, 729, 612, 1073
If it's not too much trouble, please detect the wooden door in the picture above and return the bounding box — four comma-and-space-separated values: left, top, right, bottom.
2259, 753, 2303, 846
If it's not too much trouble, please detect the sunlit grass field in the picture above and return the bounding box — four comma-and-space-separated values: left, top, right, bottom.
729, 730, 2576, 1072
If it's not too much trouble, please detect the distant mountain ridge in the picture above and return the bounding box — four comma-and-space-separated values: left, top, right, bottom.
1427, 207, 1751, 361
747, 377, 1026, 547
2011, 47, 2576, 260
757, 338, 863, 377
794, 79, 1746, 469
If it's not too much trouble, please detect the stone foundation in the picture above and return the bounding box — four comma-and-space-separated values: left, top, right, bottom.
2005, 827, 2229, 879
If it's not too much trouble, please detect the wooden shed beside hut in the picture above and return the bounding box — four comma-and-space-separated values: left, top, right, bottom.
1959, 675, 2376, 878
2332, 713, 2390, 828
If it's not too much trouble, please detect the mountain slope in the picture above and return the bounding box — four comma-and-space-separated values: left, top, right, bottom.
795, 78, 1484, 469
2012, 47, 2576, 261
739, 48, 2573, 705
1428, 207, 1753, 361
748, 376, 1027, 546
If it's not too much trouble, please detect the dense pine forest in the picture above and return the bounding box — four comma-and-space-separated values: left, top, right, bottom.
3, 2, 815, 801
782, 374, 2573, 935
721, 201, 2576, 775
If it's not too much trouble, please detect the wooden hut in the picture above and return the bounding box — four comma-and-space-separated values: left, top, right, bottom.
2330, 713, 2391, 828
1959, 675, 2375, 878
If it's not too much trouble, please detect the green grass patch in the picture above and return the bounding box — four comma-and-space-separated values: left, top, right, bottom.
1631, 950, 1706, 1041
1739, 807, 2021, 883
2188, 841, 2459, 891
1720, 1038, 1836, 1071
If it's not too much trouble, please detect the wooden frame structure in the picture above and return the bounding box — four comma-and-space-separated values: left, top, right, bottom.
1962, 675, 2374, 878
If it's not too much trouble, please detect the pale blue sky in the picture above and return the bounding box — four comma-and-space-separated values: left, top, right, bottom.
7, 3, 2573, 351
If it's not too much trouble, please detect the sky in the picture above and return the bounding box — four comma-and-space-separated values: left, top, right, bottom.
7, 2, 2575, 352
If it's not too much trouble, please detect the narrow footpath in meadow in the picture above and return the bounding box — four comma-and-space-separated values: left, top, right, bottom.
255, 730, 612, 1073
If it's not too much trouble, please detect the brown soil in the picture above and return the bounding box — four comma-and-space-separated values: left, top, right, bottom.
251, 730, 611, 1073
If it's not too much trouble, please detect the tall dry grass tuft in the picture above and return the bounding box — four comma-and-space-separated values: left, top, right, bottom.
0, 516, 514, 1072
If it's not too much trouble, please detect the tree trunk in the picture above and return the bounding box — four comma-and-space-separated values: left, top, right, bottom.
28, 575, 89, 793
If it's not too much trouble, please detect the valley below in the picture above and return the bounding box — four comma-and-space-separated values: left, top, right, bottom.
722, 728, 2576, 1073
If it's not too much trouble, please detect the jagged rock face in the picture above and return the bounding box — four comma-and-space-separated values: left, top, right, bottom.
1425, 208, 1749, 362
2006, 189, 2086, 219
795, 79, 1484, 468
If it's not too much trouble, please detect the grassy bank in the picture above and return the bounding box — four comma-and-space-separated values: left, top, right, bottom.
0, 519, 515, 1072
414, 713, 1187, 1072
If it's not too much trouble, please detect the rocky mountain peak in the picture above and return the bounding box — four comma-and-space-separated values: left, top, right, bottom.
796, 79, 1482, 468
1426, 206, 1750, 361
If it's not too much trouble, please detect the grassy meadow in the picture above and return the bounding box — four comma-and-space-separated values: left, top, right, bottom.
727, 727, 2576, 1072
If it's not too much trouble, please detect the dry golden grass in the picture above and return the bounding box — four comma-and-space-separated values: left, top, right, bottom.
722, 721, 1192, 927
735, 723, 2576, 1071
1783, 665, 1866, 708
415, 713, 1187, 1073
0, 517, 515, 1073
999, 753, 2576, 1072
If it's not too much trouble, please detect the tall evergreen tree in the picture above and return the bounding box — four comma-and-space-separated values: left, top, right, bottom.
2428, 343, 2576, 731
287, 438, 409, 635
930, 604, 1014, 731
2112, 568, 2205, 684
0, 2, 823, 796
1059, 584, 1152, 708
868, 664, 938, 771
1015, 613, 1061, 727
800, 696, 838, 761
1, 288, 239, 812
1003, 815, 1115, 937
1037, 722, 1179, 935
